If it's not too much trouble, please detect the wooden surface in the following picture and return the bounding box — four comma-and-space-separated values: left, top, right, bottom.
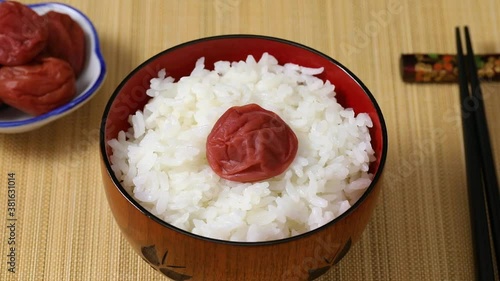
1, 0, 500, 280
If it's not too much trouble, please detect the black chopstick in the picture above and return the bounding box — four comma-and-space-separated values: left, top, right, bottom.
464, 27, 500, 271
455, 27, 496, 281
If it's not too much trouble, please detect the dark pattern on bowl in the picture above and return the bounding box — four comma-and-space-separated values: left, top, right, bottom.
307, 238, 352, 280
141, 245, 192, 281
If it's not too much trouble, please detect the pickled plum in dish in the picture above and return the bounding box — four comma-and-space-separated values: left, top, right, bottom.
0, 57, 76, 116
42, 11, 86, 76
0, 1, 49, 66
0, 1, 87, 117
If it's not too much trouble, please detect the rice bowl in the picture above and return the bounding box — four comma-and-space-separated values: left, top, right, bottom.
100, 35, 387, 281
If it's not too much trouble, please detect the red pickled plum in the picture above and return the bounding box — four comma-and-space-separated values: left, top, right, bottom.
0, 57, 76, 116
42, 11, 86, 77
0, 1, 48, 66
206, 103, 298, 183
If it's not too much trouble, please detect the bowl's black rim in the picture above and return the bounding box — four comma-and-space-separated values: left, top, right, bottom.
99, 34, 388, 247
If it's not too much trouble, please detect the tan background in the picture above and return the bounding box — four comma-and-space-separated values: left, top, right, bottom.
1, 0, 500, 280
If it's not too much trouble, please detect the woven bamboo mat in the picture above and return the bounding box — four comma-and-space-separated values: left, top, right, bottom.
1, 0, 500, 280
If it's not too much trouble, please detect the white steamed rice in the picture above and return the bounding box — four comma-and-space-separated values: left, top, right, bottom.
108, 53, 375, 242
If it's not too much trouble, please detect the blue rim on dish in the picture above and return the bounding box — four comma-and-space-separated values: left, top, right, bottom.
0, 2, 106, 129
100, 34, 388, 246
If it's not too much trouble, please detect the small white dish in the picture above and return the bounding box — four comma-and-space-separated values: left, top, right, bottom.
0, 2, 106, 133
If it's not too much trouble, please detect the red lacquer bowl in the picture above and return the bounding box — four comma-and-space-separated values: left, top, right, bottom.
99, 35, 388, 281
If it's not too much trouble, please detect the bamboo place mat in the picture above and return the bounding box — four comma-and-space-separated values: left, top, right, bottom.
1, 0, 500, 280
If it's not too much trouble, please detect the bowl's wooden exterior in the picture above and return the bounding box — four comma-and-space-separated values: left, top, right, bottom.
101, 164, 383, 281
100, 35, 388, 281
